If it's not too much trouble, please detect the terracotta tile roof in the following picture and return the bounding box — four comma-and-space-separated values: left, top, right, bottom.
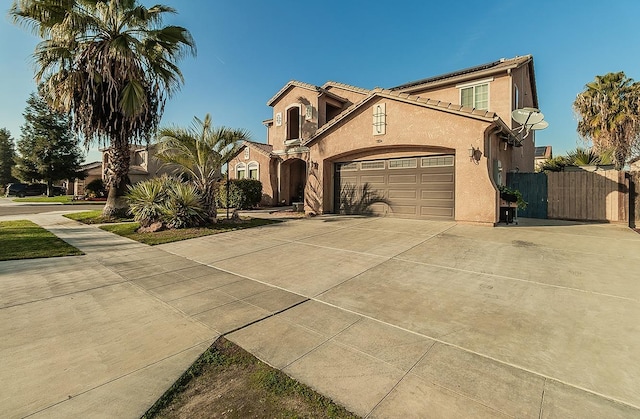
321, 81, 371, 95
391, 55, 532, 91
304, 89, 502, 147
267, 80, 320, 106
81, 161, 102, 170
243, 140, 273, 157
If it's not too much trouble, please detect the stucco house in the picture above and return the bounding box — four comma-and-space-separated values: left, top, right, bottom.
99, 143, 177, 187
229, 55, 540, 224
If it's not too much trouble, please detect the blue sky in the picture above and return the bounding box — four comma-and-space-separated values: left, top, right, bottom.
2, 0, 640, 163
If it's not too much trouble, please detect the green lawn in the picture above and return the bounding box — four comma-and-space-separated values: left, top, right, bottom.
13, 196, 105, 204
0, 220, 83, 261
64, 210, 133, 224
99, 218, 279, 245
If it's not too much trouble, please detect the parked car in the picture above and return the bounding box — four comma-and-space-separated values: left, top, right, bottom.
5, 183, 28, 197
5, 183, 66, 197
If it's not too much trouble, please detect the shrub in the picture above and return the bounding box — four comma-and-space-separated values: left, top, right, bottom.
127, 177, 169, 227
126, 176, 206, 229
85, 178, 106, 197
162, 182, 207, 229
217, 179, 262, 209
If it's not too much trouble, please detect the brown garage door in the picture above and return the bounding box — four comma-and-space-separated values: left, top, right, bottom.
336, 155, 455, 219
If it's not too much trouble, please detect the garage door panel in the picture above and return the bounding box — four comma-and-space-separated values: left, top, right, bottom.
337, 155, 454, 220
389, 189, 418, 199
422, 190, 454, 200
390, 205, 418, 215
421, 173, 454, 183
420, 199, 455, 208
341, 176, 358, 184
388, 174, 418, 184
421, 207, 454, 217
360, 175, 386, 184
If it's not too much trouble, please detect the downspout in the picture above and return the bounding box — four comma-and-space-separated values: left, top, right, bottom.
485, 123, 504, 224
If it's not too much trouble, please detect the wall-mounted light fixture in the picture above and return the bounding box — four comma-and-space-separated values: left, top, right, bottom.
468, 146, 482, 164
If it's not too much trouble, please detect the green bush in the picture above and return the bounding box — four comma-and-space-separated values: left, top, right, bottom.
163, 182, 207, 229
85, 178, 106, 197
127, 176, 206, 229
217, 179, 262, 209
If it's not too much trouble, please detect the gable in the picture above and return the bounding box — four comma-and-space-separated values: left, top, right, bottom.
305, 89, 501, 147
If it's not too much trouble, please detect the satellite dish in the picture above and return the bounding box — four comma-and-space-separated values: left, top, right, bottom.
529, 120, 549, 130
511, 108, 544, 125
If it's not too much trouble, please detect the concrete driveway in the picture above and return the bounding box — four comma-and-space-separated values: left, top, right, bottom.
2, 212, 639, 418
162, 216, 640, 418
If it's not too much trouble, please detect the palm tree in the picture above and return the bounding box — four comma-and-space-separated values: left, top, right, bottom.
573, 72, 640, 169
10, 0, 195, 216
155, 114, 251, 219
566, 147, 614, 166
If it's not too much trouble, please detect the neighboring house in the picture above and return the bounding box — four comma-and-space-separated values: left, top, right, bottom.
100, 143, 177, 186
72, 161, 102, 196
230, 55, 540, 224
534, 146, 553, 170
629, 156, 640, 171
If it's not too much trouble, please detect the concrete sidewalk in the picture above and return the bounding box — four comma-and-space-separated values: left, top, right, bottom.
2, 212, 640, 418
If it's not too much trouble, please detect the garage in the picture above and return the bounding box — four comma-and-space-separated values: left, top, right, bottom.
335, 155, 455, 219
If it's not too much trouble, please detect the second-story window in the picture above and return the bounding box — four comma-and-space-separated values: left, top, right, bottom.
460, 83, 489, 110
286, 106, 300, 140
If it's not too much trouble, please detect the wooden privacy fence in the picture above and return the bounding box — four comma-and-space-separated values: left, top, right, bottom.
509, 170, 631, 223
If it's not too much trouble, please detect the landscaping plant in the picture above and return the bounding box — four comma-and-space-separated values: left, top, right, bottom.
126, 176, 206, 230
216, 178, 263, 209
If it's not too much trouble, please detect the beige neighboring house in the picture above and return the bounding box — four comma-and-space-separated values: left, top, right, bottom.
72, 161, 102, 196
229, 55, 540, 225
629, 156, 640, 171
99, 143, 177, 188
534, 145, 553, 171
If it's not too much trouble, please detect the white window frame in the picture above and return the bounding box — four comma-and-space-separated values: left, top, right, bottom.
457, 77, 493, 110
236, 162, 246, 179
247, 161, 259, 180
360, 160, 385, 170
285, 104, 302, 140
421, 155, 455, 167
388, 158, 417, 169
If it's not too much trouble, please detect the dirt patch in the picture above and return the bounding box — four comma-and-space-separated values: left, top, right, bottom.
144, 337, 359, 419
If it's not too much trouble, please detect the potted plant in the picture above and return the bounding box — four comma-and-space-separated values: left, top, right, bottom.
498, 185, 527, 210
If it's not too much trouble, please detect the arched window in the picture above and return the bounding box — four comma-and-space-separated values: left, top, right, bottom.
248, 161, 259, 180
236, 162, 246, 179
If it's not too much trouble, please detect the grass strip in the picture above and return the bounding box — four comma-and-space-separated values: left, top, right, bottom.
143, 337, 358, 419
99, 218, 279, 245
0, 220, 83, 261
64, 210, 133, 224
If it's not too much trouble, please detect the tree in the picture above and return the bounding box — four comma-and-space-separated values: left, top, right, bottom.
13, 91, 84, 194
573, 72, 640, 169
0, 128, 18, 189
10, 0, 195, 216
155, 114, 251, 219
539, 147, 614, 172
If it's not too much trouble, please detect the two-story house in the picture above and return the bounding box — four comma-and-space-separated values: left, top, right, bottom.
230, 55, 540, 224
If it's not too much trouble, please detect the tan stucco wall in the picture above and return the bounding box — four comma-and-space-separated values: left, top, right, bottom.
268, 87, 319, 151
306, 97, 501, 224
229, 145, 276, 205
393, 68, 536, 174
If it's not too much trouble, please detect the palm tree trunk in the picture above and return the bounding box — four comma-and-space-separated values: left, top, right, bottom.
103, 140, 131, 217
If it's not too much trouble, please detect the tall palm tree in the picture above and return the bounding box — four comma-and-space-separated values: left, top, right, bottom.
10, 0, 195, 216
155, 114, 251, 219
573, 72, 640, 169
